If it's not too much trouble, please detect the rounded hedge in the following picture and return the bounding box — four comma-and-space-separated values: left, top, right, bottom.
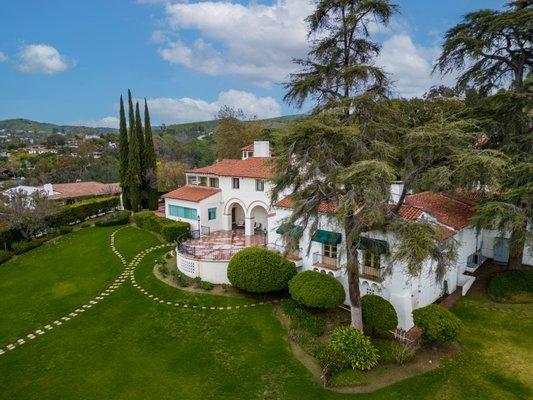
330, 326, 379, 371
412, 304, 462, 343
488, 270, 533, 302
289, 271, 345, 309
361, 295, 398, 332
227, 247, 297, 293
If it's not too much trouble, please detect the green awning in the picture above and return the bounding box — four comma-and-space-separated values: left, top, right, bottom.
356, 236, 389, 254
276, 224, 303, 237
311, 229, 342, 245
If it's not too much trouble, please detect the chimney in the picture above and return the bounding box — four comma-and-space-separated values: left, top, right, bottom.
253, 141, 271, 157
390, 181, 404, 204
43, 183, 54, 196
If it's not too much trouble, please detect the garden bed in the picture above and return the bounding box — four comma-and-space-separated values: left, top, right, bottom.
275, 302, 461, 392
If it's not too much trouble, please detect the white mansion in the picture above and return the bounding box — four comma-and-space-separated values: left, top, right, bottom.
164, 141, 532, 330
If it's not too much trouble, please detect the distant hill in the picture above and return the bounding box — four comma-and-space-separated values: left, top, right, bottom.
160, 114, 303, 140
0, 114, 304, 138
0, 119, 117, 135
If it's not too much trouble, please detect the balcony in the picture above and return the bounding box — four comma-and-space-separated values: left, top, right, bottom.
361, 265, 383, 282
312, 252, 339, 271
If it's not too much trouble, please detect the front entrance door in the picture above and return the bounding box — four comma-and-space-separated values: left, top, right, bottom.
231, 207, 236, 225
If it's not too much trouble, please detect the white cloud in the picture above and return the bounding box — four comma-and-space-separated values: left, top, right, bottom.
146, 90, 282, 124
145, 1, 452, 97
156, 0, 313, 86
0, 51, 7, 62
70, 117, 119, 129
377, 34, 454, 98
17, 44, 71, 75
69, 90, 281, 128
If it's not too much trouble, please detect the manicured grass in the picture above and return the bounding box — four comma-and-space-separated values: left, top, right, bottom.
0, 226, 531, 399
0, 226, 122, 342
113, 225, 163, 262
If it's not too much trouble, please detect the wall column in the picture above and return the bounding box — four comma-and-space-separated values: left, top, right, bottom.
389, 292, 414, 330
244, 216, 254, 236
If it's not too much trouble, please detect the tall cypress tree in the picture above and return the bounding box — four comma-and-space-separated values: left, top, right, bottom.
143, 99, 158, 210
136, 101, 146, 207
127, 101, 142, 212
118, 95, 131, 210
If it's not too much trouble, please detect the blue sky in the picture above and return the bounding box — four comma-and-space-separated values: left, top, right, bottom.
0, 0, 505, 127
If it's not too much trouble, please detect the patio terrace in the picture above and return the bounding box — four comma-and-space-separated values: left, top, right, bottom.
178, 230, 266, 261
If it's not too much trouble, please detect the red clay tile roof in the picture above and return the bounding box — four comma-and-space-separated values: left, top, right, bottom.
437, 225, 457, 241
240, 144, 254, 151
392, 204, 423, 221
186, 157, 272, 179
405, 192, 475, 230
162, 186, 220, 202
48, 182, 121, 200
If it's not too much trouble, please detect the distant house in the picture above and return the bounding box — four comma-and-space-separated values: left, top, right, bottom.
27, 146, 58, 155
3, 181, 121, 205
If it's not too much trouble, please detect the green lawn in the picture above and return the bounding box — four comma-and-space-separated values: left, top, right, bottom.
0, 226, 531, 399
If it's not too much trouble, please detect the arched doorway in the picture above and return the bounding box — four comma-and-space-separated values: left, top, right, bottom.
249, 204, 268, 234
229, 203, 246, 230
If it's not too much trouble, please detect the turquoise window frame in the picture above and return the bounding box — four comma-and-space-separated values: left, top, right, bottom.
169, 205, 197, 220
208, 208, 217, 220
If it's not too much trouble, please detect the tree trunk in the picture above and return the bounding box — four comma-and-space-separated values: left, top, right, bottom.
508, 222, 526, 270
345, 217, 363, 330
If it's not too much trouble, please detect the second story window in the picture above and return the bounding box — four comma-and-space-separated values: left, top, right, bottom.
209, 177, 219, 188
323, 244, 338, 259
255, 179, 265, 191
187, 175, 197, 185
363, 251, 381, 279
232, 178, 240, 189
199, 176, 207, 186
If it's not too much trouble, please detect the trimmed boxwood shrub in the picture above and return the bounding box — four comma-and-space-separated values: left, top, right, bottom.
315, 345, 351, 382
227, 247, 297, 293
11, 239, 44, 255
280, 298, 325, 336
488, 270, 533, 302
289, 270, 345, 309
412, 304, 462, 343
0, 225, 23, 251
0, 249, 13, 264
59, 226, 73, 235
330, 326, 379, 371
46, 196, 120, 227
160, 223, 189, 242
95, 210, 131, 227
132, 211, 190, 242
361, 295, 398, 333
132, 211, 162, 232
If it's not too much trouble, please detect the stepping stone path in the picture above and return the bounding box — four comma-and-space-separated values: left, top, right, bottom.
0, 226, 275, 358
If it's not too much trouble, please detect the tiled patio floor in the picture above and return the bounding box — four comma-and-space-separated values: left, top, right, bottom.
180, 230, 266, 260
